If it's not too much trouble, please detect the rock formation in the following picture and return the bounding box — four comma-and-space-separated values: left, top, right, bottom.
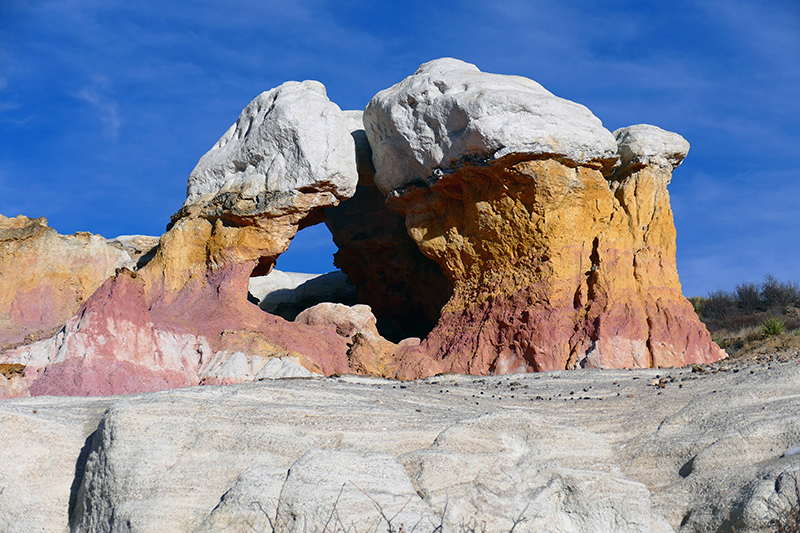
0, 80, 365, 397
364, 58, 724, 374
106, 234, 160, 269
0, 215, 133, 348
249, 269, 357, 319
0, 60, 783, 533
150, 79, 357, 290
0, 59, 723, 396
1, 360, 798, 532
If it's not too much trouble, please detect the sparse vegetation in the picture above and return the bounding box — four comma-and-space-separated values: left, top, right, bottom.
252, 487, 530, 533
762, 317, 786, 336
768, 475, 800, 533
719, 472, 800, 533
691, 275, 800, 357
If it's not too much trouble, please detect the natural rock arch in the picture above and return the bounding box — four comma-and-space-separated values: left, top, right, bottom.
0, 59, 725, 397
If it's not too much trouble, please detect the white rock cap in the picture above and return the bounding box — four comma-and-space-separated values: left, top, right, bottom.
364, 58, 619, 194
613, 124, 690, 171
184, 80, 358, 207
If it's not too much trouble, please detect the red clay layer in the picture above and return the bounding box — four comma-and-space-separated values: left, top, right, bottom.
414, 281, 723, 376
12, 262, 351, 397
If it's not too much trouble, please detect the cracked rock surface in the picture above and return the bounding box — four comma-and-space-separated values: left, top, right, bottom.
1, 359, 798, 532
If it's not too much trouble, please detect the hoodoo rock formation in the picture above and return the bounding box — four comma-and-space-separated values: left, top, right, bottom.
365, 58, 724, 374
0, 58, 724, 397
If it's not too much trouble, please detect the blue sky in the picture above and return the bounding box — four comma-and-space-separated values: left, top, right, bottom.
1, 0, 798, 296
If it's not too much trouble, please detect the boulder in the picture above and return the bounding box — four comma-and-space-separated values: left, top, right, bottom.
294, 302, 380, 338
184, 80, 356, 209
364, 57, 618, 195
0, 215, 132, 348
294, 302, 403, 378
364, 58, 724, 375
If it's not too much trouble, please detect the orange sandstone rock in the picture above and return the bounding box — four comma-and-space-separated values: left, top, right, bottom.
386, 153, 723, 375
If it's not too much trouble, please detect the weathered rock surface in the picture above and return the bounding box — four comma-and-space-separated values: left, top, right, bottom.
1, 267, 351, 396
294, 302, 380, 338
326, 110, 452, 341
0, 215, 132, 348
2, 360, 798, 532
0, 395, 110, 532
365, 59, 723, 375
155, 79, 357, 287
402, 411, 659, 532
1, 60, 724, 395
364, 57, 619, 194
185, 80, 356, 208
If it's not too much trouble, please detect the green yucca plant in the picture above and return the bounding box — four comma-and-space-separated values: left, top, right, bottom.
762, 317, 786, 336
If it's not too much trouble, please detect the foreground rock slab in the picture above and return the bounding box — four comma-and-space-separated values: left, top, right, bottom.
1, 359, 798, 532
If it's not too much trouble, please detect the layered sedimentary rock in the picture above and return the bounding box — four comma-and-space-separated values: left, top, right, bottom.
0, 215, 132, 348
1, 59, 725, 395
365, 58, 724, 374
325, 111, 452, 341
3, 362, 799, 533
150, 79, 357, 291
0, 80, 362, 397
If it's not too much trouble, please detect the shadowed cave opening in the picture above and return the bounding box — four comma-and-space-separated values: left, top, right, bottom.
246, 206, 451, 343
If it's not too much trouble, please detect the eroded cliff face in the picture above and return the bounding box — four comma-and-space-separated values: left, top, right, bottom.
0, 215, 133, 348
0, 80, 364, 397
366, 59, 724, 375
388, 155, 721, 374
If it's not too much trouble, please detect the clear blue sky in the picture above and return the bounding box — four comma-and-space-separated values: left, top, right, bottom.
1, 0, 798, 296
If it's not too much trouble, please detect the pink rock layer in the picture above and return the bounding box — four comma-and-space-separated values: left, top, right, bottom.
4, 263, 352, 397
